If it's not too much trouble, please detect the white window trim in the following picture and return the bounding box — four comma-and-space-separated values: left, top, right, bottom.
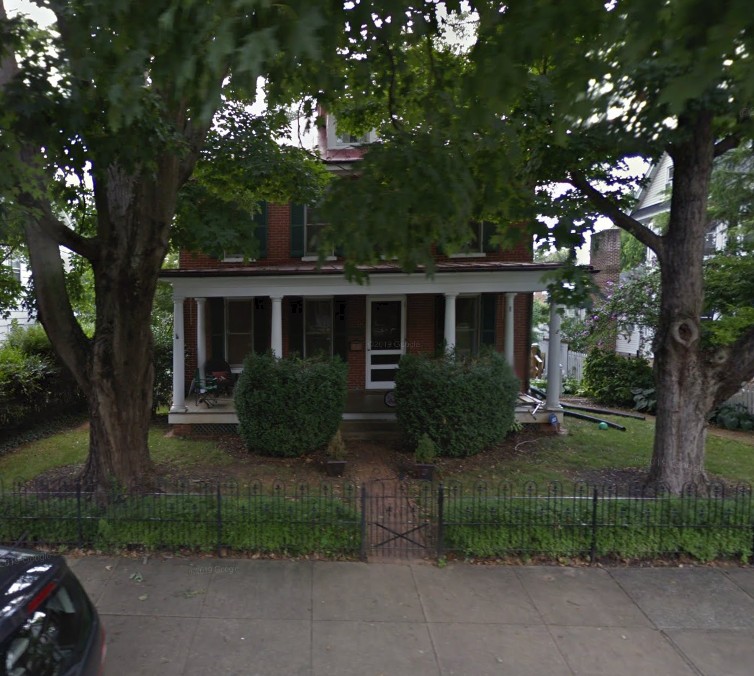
326, 116, 378, 148
448, 221, 488, 257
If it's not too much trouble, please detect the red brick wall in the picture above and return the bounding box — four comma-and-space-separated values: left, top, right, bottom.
346, 296, 366, 388
179, 203, 534, 268
406, 295, 436, 355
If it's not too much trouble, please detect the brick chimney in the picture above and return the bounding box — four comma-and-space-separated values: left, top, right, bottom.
589, 228, 622, 350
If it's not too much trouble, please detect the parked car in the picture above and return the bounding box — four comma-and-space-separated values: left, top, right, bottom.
0, 547, 105, 675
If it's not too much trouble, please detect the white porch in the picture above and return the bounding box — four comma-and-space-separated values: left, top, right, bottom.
162, 264, 565, 427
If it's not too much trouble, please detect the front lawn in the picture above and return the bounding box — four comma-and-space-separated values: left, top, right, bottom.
0, 415, 753, 489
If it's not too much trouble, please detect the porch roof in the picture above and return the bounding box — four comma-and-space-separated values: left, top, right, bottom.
160, 261, 574, 298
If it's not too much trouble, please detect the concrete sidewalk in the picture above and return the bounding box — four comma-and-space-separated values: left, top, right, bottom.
68, 555, 754, 676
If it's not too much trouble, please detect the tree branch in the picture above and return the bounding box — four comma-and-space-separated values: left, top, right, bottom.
568, 169, 664, 256
713, 133, 744, 158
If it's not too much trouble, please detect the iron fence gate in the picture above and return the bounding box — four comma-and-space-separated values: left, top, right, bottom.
360, 479, 439, 560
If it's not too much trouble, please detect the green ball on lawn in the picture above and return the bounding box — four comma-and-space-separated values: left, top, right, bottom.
598, 421, 609, 430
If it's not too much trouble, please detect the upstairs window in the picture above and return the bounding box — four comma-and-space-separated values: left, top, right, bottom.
450, 221, 496, 257
223, 202, 268, 262
291, 204, 335, 259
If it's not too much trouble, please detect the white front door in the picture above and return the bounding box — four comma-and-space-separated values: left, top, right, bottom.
366, 297, 406, 389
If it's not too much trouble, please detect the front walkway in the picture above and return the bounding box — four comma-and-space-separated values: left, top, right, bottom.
71, 555, 754, 675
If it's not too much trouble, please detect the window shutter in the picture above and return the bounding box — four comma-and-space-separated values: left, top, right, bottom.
481, 293, 496, 346
254, 202, 268, 259
291, 204, 305, 257
482, 221, 496, 253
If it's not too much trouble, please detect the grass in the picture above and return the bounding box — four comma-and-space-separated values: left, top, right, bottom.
0, 415, 753, 489
0, 421, 230, 486
441, 417, 754, 487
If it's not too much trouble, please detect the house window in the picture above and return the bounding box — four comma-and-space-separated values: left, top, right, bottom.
304, 206, 330, 257
9, 257, 21, 282
455, 296, 481, 357
289, 298, 333, 357
222, 202, 268, 261
305, 298, 333, 357
288, 297, 348, 359
703, 229, 717, 256
665, 165, 674, 189
226, 300, 254, 366
450, 221, 494, 257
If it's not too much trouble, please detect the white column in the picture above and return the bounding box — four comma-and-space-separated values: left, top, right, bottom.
504, 292, 517, 368
196, 297, 207, 379
270, 296, 283, 357
444, 293, 457, 354
170, 296, 187, 412
546, 301, 563, 410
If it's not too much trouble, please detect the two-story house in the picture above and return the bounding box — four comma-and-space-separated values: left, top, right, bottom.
160, 118, 566, 433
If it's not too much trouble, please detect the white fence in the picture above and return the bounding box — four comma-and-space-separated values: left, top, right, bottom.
566, 351, 586, 382
727, 384, 754, 415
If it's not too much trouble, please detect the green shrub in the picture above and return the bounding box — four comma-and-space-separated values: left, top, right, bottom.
234, 352, 347, 457
0, 333, 86, 435
395, 351, 519, 457
151, 319, 173, 412
414, 433, 437, 463
712, 402, 754, 431
582, 348, 654, 408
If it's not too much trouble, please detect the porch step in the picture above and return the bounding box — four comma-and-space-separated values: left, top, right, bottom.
340, 418, 402, 442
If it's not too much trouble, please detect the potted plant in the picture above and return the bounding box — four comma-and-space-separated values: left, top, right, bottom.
325, 430, 348, 477
414, 433, 437, 481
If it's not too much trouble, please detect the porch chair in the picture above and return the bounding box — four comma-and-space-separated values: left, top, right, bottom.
204, 358, 234, 397
188, 369, 219, 407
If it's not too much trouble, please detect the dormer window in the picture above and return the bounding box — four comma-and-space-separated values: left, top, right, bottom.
326, 116, 377, 148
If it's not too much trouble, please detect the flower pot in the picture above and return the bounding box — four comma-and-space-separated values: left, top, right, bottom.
325, 460, 347, 477
414, 463, 435, 481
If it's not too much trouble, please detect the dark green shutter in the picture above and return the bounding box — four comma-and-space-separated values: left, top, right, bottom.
291, 204, 305, 257
481, 294, 496, 347
254, 202, 268, 259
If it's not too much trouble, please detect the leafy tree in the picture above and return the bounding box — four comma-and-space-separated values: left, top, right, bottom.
311, 2, 754, 492
0, 0, 348, 490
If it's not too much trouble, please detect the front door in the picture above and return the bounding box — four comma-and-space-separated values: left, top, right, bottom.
366, 297, 405, 389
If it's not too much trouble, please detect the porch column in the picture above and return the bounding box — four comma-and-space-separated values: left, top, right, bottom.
270, 296, 283, 357
170, 296, 187, 412
546, 301, 563, 410
444, 292, 457, 354
504, 293, 517, 368
195, 297, 207, 379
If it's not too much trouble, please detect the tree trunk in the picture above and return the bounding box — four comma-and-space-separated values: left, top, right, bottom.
647, 112, 716, 492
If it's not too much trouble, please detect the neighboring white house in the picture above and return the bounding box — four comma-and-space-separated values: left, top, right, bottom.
0, 256, 36, 341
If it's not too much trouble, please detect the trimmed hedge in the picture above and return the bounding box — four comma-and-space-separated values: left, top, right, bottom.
234, 352, 347, 457
395, 351, 519, 457
581, 348, 654, 408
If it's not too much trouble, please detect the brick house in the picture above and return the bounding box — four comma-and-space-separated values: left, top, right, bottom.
160, 119, 565, 430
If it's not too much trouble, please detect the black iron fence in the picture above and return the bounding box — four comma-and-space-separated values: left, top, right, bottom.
1, 478, 752, 563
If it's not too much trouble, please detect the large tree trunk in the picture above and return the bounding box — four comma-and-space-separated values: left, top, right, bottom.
647, 112, 716, 492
